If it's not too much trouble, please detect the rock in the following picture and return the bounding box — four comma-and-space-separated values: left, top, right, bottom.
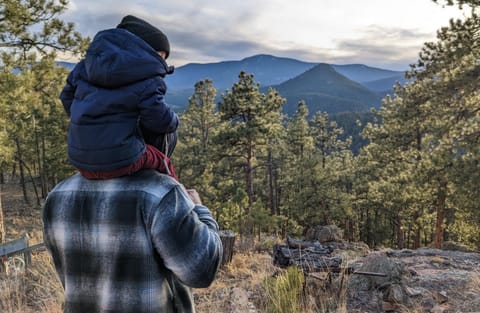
385, 283, 405, 304
229, 287, 253, 313
441, 240, 474, 252
305, 225, 344, 243
431, 304, 450, 313
404, 286, 423, 297
434, 290, 448, 304
349, 252, 406, 291
381, 301, 397, 312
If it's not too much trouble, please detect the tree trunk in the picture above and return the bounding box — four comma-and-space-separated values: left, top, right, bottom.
0, 189, 5, 273
434, 177, 448, 249
245, 142, 254, 235
40, 129, 48, 198
413, 209, 421, 249
365, 207, 372, 246
15, 138, 29, 205
219, 230, 235, 266
396, 214, 404, 249
0, 185, 5, 243
246, 145, 254, 215
275, 168, 281, 216
19, 159, 41, 206
267, 149, 276, 216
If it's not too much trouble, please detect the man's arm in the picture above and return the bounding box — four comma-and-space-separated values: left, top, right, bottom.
149, 185, 222, 288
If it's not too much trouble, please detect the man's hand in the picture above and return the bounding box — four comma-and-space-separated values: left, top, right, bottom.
186, 189, 202, 205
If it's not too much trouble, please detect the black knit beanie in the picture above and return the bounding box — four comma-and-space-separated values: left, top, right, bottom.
117, 15, 170, 59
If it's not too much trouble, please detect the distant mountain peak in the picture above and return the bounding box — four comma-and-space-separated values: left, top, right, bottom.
241, 54, 302, 62
272, 62, 382, 115
167, 54, 317, 90
242, 54, 276, 60
277, 63, 364, 92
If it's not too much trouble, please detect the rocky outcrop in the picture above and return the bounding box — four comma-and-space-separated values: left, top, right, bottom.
347, 248, 480, 312
272, 227, 480, 312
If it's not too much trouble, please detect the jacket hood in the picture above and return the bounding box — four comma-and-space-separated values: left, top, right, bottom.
83, 28, 170, 88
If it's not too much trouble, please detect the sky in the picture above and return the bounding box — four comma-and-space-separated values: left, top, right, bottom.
60, 0, 469, 71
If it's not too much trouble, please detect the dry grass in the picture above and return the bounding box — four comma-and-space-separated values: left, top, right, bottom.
0, 252, 63, 313
194, 252, 276, 313
193, 247, 352, 313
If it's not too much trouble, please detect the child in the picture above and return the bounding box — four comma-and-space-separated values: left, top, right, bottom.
60, 15, 179, 180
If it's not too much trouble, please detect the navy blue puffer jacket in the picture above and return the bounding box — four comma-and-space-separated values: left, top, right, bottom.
60, 28, 179, 171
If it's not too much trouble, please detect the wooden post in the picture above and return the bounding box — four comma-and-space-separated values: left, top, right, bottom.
23, 233, 31, 267
219, 230, 235, 266
0, 233, 31, 273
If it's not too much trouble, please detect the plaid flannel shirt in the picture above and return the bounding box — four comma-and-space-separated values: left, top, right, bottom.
42, 170, 222, 313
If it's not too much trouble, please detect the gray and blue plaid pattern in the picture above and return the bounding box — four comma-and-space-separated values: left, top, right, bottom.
43, 170, 222, 313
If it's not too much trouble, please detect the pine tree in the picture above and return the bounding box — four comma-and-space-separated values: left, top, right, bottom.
408, 10, 480, 248
281, 101, 315, 230
0, 0, 89, 56
216, 71, 284, 234
280, 103, 354, 233
0, 0, 87, 230
176, 79, 219, 209
357, 5, 480, 249
309, 111, 353, 228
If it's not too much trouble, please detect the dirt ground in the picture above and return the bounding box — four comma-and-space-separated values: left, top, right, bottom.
1, 181, 44, 244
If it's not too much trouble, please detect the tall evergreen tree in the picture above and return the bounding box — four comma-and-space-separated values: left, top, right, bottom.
0, 0, 87, 209
176, 79, 219, 209
281, 101, 316, 230
357, 4, 480, 249
216, 71, 284, 234
409, 10, 480, 248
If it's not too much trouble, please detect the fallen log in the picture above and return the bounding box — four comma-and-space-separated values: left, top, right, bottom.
273, 244, 341, 272
353, 271, 387, 277
286, 237, 334, 253
287, 236, 317, 249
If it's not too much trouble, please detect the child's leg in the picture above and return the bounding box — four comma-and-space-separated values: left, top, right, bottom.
79, 144, 178, 181
143, 144, 178, 181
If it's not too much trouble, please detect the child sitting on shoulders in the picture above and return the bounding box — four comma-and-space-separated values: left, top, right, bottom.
60, 15, 179, 180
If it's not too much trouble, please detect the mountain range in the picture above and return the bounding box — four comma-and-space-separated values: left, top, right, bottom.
165, 54, 407, 114
58, 54, 408, 115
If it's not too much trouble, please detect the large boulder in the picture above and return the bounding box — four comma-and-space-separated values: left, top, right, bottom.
441, 240, 475, 252
305, 225, 343, 243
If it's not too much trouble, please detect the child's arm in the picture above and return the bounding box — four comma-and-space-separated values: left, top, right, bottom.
59, 68, 77, 116
138, 76, 179, 133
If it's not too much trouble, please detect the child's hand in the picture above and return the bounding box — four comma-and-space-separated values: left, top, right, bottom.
186, 189, 202, 205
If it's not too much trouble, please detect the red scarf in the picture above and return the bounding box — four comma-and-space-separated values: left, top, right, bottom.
80, 144, 178, 181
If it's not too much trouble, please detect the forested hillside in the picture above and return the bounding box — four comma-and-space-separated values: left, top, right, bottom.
0, 0, 479, 254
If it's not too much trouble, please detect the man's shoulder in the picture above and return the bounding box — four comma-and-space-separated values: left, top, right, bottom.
50, 170, 179, 198
127, 170, 180, 197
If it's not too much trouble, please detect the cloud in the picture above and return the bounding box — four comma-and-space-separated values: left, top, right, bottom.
61, 0, 269, 65
59, 0, 464, 70
327, 25, 435, 69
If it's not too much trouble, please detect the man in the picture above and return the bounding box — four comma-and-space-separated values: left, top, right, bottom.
42, 132, 223, 313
